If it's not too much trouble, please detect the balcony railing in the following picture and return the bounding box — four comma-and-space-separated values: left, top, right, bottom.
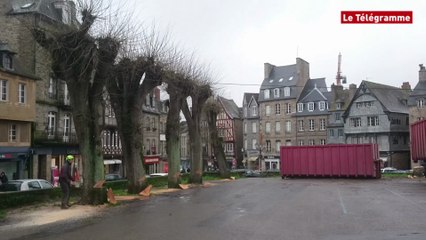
34, 130, 78, 145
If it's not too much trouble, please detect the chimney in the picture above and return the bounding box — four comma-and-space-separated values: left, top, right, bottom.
349, 84, 357, 100
154, 87, 160, 101
419, 64, 426, 82
264, 63, 274, 79
401, 82, 411, 90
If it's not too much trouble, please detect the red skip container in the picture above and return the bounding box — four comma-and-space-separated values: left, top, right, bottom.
280, 144, 380, 178
410, 119, 426, 163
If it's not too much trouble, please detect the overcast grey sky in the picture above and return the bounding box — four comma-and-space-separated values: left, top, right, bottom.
120, 0, 426, 107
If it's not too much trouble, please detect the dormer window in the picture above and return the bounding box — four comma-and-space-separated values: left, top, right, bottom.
284, 87, 290, 97
308, 102, 315, 112
319, 101, 326, 111
273, 88, 280, 98
336, 102, 342, 110
2, 54, 13, 70
264, 89, 270, 99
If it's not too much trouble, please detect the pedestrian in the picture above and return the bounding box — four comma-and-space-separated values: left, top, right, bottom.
0, 171, 8, 184
59, 155, 75, 209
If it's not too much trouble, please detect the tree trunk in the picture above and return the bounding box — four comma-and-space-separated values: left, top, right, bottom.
188, 123, 203, 183
207, 109, 230, 178
166, 92, 183, 188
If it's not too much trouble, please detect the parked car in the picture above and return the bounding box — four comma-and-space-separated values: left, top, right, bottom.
149, 173, 168, 178
381, 167, 397, 173
105, 174, 123, 181
244, 170, 261, 177
0, 179, 53, 192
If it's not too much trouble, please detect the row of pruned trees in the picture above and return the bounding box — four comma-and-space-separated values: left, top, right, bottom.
32, 0, 229, 204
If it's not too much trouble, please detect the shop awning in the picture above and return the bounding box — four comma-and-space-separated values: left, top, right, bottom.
104, 159, 122, 165
0, 147, 30, 159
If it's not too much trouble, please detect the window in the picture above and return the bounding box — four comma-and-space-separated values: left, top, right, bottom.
266, 105, 271, 116
297, 103, 303, 112
265, 122, 271, 133
3, 54, 13, 69
244, 140, 248, 150
276, 141, 281, 153
48, 77, 57, 98
266, 140, 271, 152
275, 121, 281, 133
275, 104, 281, 115
63, 114, 70, 141
391, 118, 401, 125
226, 143, 234, 153
356, 102, 362, 108
252, 139, 257, 150
367, 116, 379, 126
320, 119, 326, 130
298, 120, 304, 131
392, 136, 399, 145
0, 80, 8, 101
28, 181, 41, 190
285, 120, 291, 133
9, 124, 17, 142
284, 87, 290, 97
309, 139, 315, 145
18, 83, 26, 104
298, 140, 304, 146
244, 107, 247, 117
320, 139, 326, 145
252, 122, 257, 133
319, 101, 326, 111
329, 129, 334, 137
244, 123, 247, 133
273, 88, 280, 98
308, 102, 314, 111
351, 118, 361, 127
286, 103, 291, 114
338, 129, 344, 137
251, 105, 257, 117
336, 102, 342, 110
264, 89, 270, 99
417, 99, 424, 108
64, 83, 70, 105
47, 111, 56, 137
309, 119, 315, 131
335, 112, 341, 121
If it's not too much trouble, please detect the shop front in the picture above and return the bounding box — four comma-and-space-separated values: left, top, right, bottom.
0, 147, 31, 180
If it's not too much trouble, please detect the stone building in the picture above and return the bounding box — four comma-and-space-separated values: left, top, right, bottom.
408, 64, 426, 167
343, 81, 410, 169
295, 78, 330, 146
0, 42, 37, 180
217, 96, 243, 168
257, 58, 310, 170
327, 83, 356, 144
0, 0, 80, 181
242, 93, 260, 170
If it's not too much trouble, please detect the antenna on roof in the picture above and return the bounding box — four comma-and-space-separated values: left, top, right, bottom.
336, 52, 347, 85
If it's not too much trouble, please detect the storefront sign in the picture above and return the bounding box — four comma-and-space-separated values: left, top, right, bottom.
144, 156, 160, 164
0, 154, 12, 159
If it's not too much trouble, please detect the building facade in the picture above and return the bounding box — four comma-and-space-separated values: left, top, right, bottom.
1, 0, 80, 182
0, 43, 37, 180
257, 58, 310, 170
217, 97, 243, 168
327, 84, 356, 144
343, 81, 410, 169
242, 93, 260, 170
295, 78, 330, 146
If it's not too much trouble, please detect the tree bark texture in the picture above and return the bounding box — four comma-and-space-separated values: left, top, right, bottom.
207, 108, 230, 178
166, 91, 183, 188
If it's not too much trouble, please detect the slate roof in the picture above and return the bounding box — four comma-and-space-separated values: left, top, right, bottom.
408, 81, 426, 106
243, 93, 259, 106
219, 96, 241, 119
298, 78, 328, 102
346, 81, 409, 115
258, 64, 301, 101
9, 0, 75, 23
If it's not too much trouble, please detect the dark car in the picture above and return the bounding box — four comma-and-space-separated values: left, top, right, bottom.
105, 174, 123, 181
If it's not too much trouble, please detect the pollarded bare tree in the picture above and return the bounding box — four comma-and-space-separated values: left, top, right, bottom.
32, 1, 121, 204
106, 28, 171, 193
181, 70, 213, 184
204, 97, 230, 178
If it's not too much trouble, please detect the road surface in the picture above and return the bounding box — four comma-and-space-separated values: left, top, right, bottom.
3, 178, 426, 240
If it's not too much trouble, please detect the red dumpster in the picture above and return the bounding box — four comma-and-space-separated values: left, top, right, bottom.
280, 144, 380, 178
411, 119, 426, 163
